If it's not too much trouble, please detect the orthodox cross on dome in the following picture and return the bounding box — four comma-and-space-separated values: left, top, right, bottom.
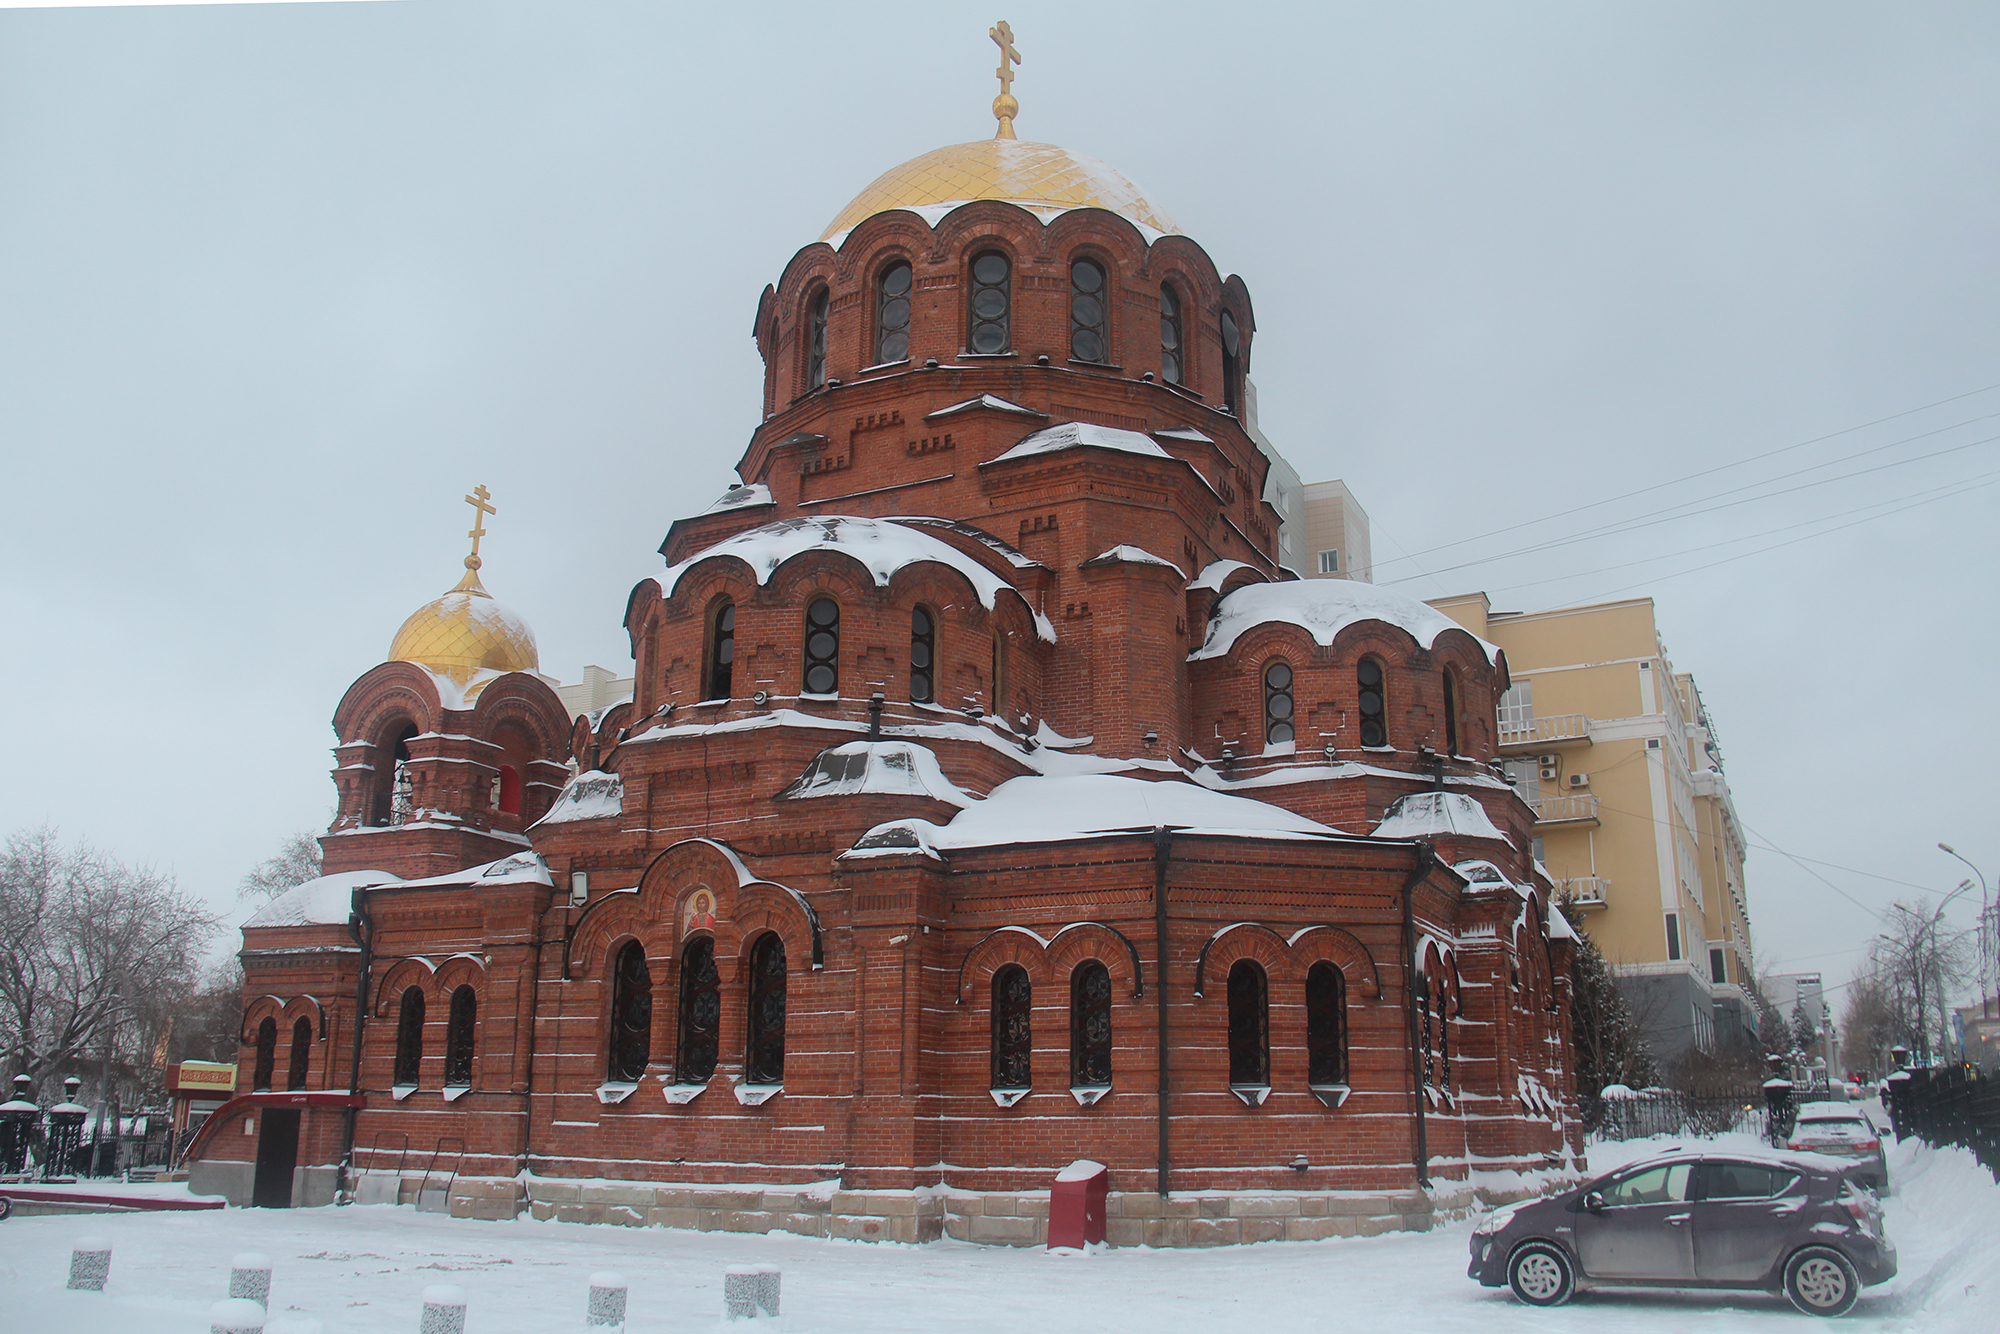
990, 20, 1021, 140
463, 483, 497, 572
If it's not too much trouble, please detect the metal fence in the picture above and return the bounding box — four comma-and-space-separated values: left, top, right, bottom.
1581, 1090, 1775, 1143
1882, 1065, 2000, 1182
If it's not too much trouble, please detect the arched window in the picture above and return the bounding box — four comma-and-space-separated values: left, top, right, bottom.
744, 933, 787, 1085
370, 721, 418, 826
1441, 668, 1460, 756
1305, 962, 1347, 1087
496, 765, 521, 816
286, 1016, 311, 1091
968, 251, 1011, 353
706, 600, 735, 700
803, 597, 840, 695
1226, 959, 1268, 1087
1220, 308, 1241, 414
806, 288, 829, 391
910, 605, 936, 704
1069, 961, 1112, 1088
607, 942, 651, 1084
444, 985, 476, 1087
876, 261, 912, 364
676, 936, 720, 1084
252, 1016, 277, 1092
1357, 657, 1388, 748
1434, 977, 1454, 1094
1070, 258, 1108, 362
1264, 660, 1294, 746
990, 964, 1032, 1090
393, 988, 424, 1088
1159, 283, 1183, 384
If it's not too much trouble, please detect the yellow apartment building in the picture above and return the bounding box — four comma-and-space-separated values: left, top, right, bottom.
1431, 593, 1758, 1065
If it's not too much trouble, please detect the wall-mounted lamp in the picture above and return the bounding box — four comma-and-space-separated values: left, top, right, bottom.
569, 871, 589, 909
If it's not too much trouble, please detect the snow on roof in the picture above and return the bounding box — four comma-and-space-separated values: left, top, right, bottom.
1153, 426, 1213, 443
774, 741, 973, 807
1373, 791, 1515, 847
1081, 545, 1186, 579
1547, 908, 1579, 941
244, 870, 401, 928
1453, 858, 1532, 898
853, 773, 1338, 854
701, 482, 773, 514
991, 421, 1173, 464
532, 770, 624, 827
886, 516, 1047, 570
394, 851, 553, 892
1190, 578, 1501, 663
655, 516, 1055, 643
1186, 559, 1261, 593
925, 394, 1046, 421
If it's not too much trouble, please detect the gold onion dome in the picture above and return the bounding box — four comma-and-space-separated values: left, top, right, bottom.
388, 565, 540, 685
820, 138, 1181, 243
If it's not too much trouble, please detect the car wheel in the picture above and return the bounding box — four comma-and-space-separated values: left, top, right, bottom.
0, 1195, 10, 1221
1784, 1246, 1859, 1317
1507, 1240, 1576, 1307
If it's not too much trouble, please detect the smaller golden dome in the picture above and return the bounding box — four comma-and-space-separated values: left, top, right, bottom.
388, 567, 540, 686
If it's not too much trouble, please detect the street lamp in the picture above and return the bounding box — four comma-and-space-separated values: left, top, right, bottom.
1939, 843, 1992, 1019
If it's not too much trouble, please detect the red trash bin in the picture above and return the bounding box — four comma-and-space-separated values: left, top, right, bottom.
1047, 1159, 1108, 1248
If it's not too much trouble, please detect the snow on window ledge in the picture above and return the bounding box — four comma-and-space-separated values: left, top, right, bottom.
733, 1083, 782, 1107
441, 1084, 470, 1103
1229, 1084, 1272, 1107
990, 1087, 1031, 1108
1309, 1083, 1352, 1109
391, 1084, 417, 1102
595, 1081, 639, 1105
1070, 1085, 1110, 1107
661, 1083, 707, 1105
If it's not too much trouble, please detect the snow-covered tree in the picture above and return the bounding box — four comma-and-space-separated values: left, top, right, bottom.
237, 831, 323, 901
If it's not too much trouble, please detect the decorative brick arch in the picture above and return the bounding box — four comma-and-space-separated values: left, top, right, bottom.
1286, 925, 1383, 1000
431, 953, 488, 996
564, 894, 667, 983
954, 926, 1053, 1004
371, 957, 440, 1016
1046, 922, 1144, 998
1192, 922, 1294, 997
333, 661, 445, 746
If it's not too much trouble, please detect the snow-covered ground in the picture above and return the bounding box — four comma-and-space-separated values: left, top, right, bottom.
3, 1134, 1994, 1333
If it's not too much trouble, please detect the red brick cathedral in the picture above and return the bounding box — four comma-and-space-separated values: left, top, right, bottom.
190, 83, 1581, 1244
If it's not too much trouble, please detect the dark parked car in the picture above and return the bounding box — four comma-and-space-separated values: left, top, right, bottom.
1787, 1101, 1890, 1192
1468, 1148, 1896, 1316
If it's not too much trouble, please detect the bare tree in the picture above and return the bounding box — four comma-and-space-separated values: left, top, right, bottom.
1867, 898, 1975, 1065
237, 831, 323, 901
0, 826, 220, 1099
1839, 972, 1896, 1078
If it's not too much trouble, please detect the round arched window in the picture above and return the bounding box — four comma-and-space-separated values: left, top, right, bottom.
1358, 658, 1387, 747
1264, 661, 1295, 746
1071, 259, 1107, 362
804, 598, 840, 694
877, 262, 912, 364
969, 252, 1011, 353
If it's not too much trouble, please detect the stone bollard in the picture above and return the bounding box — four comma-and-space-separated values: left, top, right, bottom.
586, 1270, 628, 1328
229, 1251, 273, 1307
68, 1235, 111, 1290
752, 1265, 780, 1317
419, 1283, 467, 1334
208, 1297, 266, 1334
722, 1266, 760, 1320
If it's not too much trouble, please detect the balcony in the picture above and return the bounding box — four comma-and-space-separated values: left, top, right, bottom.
1498, 713, 1594, 751
1528, 794, 1601, 827
1556, 876, 1610, 909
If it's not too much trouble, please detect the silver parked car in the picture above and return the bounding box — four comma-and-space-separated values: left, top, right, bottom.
1468, 1148, 1896, 1316
1787, 1101, 1890, 1192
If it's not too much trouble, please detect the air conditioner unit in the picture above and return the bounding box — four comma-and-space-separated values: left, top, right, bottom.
1566, 772, 1591, 789
1539, 764, 1559, 781
1538, 754, 1559, 766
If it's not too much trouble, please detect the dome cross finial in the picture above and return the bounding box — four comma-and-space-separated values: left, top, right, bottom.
989, 20, 1021, 140
463, 483, 497, 572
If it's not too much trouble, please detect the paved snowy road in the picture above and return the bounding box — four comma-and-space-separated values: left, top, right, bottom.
3, 1137, 1992, 1333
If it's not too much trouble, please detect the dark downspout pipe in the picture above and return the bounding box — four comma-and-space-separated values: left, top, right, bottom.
1400, 840, 1436, 1188
338, 885, 374, 1203
1153, 826, 1173, 1198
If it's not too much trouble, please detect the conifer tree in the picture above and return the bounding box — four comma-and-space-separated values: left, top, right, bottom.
1560, 900, 1659, 1095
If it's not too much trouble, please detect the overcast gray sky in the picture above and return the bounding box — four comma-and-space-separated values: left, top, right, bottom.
3, 1, 1995, 1008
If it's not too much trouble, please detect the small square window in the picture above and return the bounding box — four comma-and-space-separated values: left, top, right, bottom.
1317, 549, 1339, 574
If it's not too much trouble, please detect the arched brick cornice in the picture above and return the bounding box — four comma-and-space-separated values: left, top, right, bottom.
954, 926, 1054, 1004
370, 957, 439, 1016
468, 674, 570, 754
1041, 207, 1157, 266
623, 579, 662, 645
430, 953, 488, 996
922, 200, 1041, 265
333, 662, 444, 745
564, 893, 665, 983
1192, 922, 1293, 997
1285, 926, 1383, 1000
1045, 922, 1144, 998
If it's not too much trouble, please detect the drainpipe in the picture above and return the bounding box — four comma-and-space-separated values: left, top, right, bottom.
1400, 840, 1436, 1188
337, 885, 373, 1203
1153, 827, 1173, 1197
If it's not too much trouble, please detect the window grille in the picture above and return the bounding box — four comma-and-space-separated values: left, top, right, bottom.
1159, 283, 1183, 384
1070, 258, 1108, 362
876, 262, 912, 364
968, 252, 1011, 353
803, 598, 840, 694
1070, 961, 1112, 1087
608, 942, 651, 1083
991, 965, 1032, 1090
677, 937, 720, 1084
444, 985, 476, 1087
286, 1017, 311, 1091
393, 989, 424, 1087
1357, 658, 1388, 747
253, 1016, 277, 1092
1305, 962, 1346, 1086
745, 934, 787, 1085
1226, 960, 1269, 1085
1264, 660, 1295, 746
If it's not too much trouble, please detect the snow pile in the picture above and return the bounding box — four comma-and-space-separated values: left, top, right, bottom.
394, 852, 554, 891
774, 741, 973, 806
991, 421, 1172, 464
926, 394, 1045, 420
243, 869, 400, 928
1191, 578, 1501, 662
852, 773, 1340, 854
1187, 558, 1262, 593
654, 516, 1054, 642
533, 770, 624, 826
1372, 791, 1514, 847
1081, 544, 1186, 578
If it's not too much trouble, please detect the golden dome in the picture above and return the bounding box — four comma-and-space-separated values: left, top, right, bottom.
388, 567, 540, 686
821, 138, 1181, 243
